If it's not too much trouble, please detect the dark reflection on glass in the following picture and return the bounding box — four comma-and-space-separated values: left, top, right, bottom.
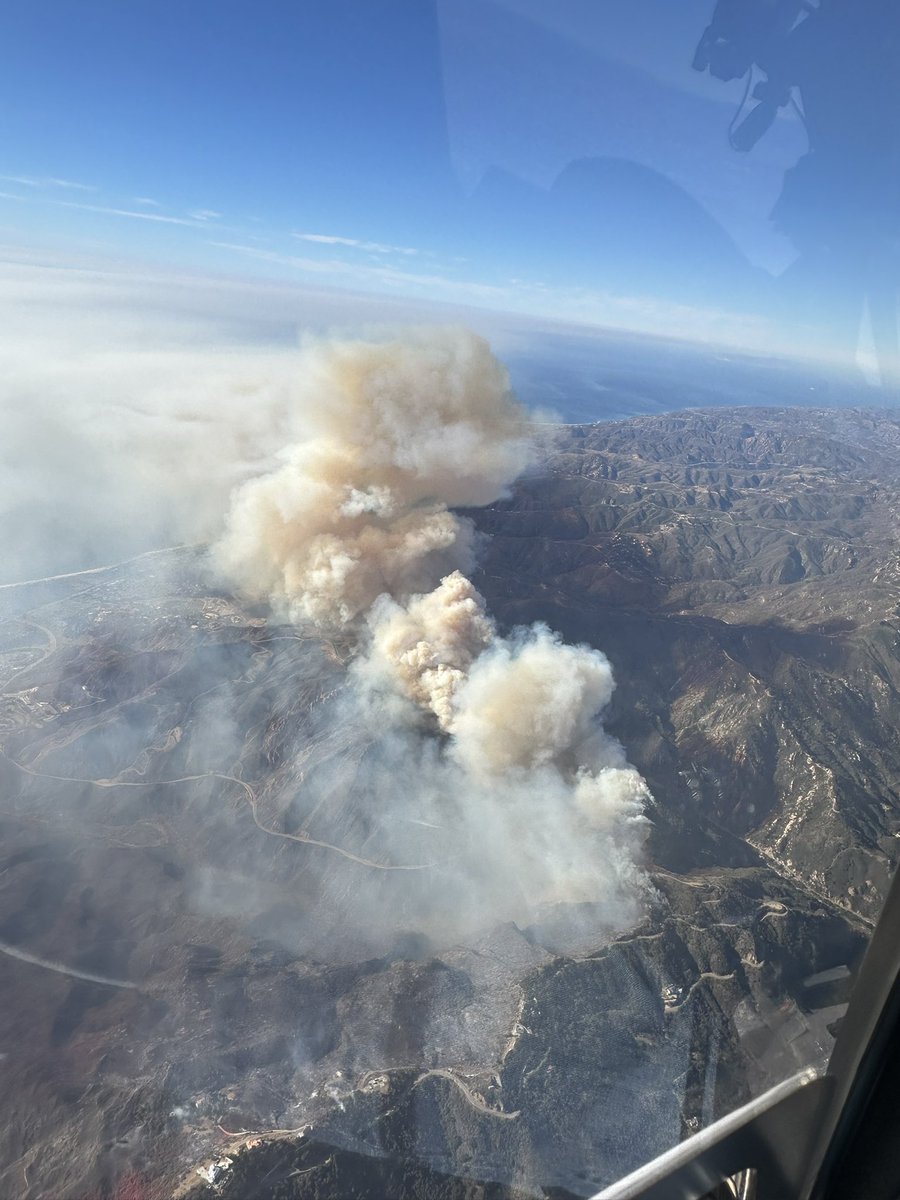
694, 0, 900, 386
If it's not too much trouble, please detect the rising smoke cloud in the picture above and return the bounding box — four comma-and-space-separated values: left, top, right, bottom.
215, 331, 531, 625
214, 327, 651, 942
0, 260, 650, 945
0, 257, 517, 583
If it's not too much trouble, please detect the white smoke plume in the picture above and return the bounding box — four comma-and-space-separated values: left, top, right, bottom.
216, 330, 531, 625
450, 625, 617, 777
215, 327, 652, 939
364, 571, 495, 730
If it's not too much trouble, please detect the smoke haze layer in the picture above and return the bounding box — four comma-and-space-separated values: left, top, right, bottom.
0, 258, 537, 583
0, 276, 651, 946
213, 328, 652, 942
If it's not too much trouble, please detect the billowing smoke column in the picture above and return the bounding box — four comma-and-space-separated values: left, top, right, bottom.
216, 328, 650, 940
216, 331, 529, 626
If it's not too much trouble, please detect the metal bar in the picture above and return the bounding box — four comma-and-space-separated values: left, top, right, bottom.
801, 863, 900, 1198
591, 855, 900, 1200
593, 1070, 830, 1200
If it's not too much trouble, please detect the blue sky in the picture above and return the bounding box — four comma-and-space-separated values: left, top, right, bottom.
0, 0, 891, 364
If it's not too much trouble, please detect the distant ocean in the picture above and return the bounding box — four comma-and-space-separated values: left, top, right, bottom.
502, 328, 887, 425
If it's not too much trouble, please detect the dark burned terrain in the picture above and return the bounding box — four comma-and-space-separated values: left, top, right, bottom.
0, 407, 897, 1199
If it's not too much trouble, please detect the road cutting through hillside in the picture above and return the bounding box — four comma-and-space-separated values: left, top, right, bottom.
0, 749, 433, 872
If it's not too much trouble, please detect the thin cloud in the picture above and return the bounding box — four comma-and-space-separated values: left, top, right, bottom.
132, 197, 162, 207
210, 240, 508, 303
210, 241, 356, 277
0, 174, 95, 192
293, 231, 420, 256
209, 240, 779, 353
57, 201, 202, 227
188, 209, 223, 221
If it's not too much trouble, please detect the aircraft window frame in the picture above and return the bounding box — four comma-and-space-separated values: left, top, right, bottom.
593, 859, 900, 1200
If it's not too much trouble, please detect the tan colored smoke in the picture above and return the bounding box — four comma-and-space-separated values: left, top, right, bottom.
371, 601, 651, 839
215, 329, 531, 626
215, 327, 651, 929
365, 570, 494, 729
449, 626, 617, 777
